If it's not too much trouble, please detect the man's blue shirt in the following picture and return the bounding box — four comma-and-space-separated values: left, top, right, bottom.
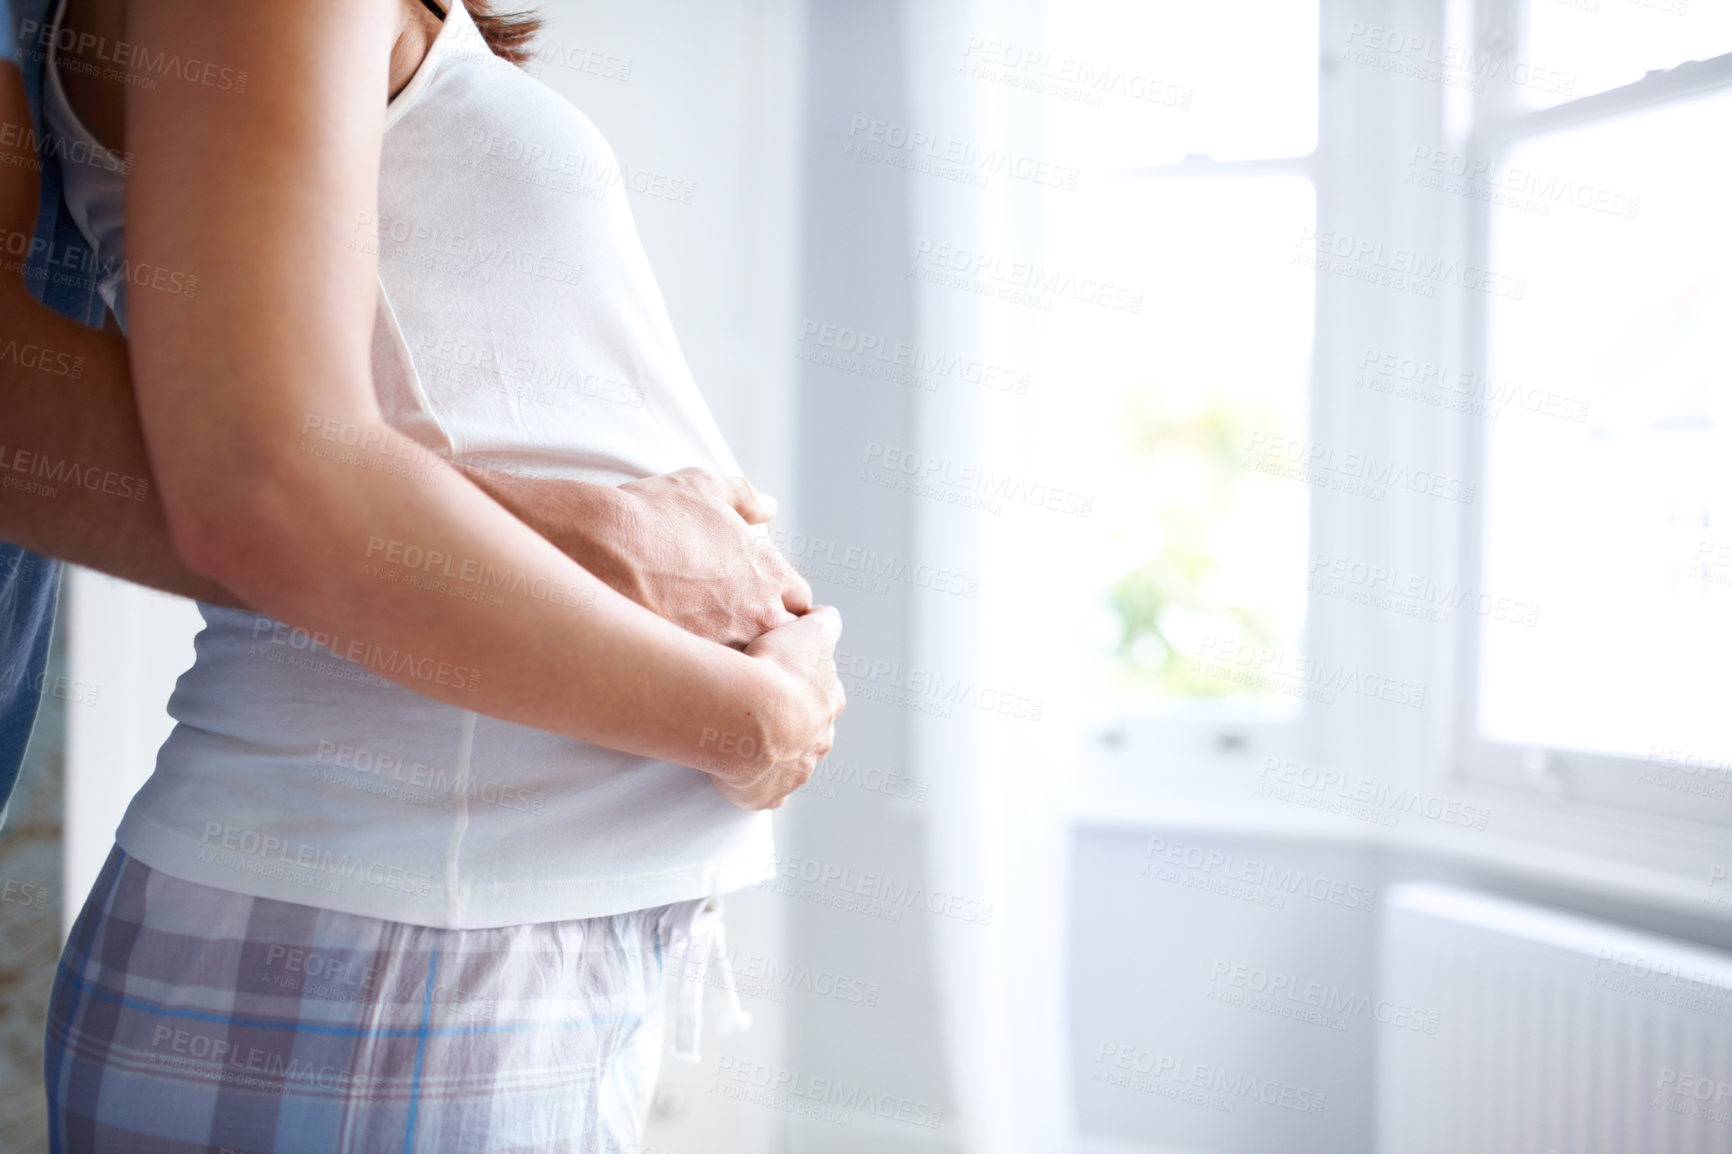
0, 0, 113, 821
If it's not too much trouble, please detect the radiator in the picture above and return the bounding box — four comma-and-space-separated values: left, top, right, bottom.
1377, 883, 1732, 1154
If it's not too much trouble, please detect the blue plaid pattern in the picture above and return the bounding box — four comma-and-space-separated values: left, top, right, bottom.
47, 848, 672, 1153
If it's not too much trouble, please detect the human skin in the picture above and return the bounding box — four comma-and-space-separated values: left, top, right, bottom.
0, 0, 842, 809
0, 3, 812, 646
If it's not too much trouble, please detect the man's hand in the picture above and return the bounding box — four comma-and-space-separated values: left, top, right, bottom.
462, 466, 813, 648
615, 469, 814, 646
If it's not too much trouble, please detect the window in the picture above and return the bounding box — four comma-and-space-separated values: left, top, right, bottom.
1044, 0, 1729, 825
1456, 0, 1732, 822
1524, 0, 1732, 108
1030, 2, 1318, 762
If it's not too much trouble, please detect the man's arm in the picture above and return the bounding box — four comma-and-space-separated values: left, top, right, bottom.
0, 57, 233, 603
0, 60, 809, 641
0, 287, 240, 604
0, 316, 814, 641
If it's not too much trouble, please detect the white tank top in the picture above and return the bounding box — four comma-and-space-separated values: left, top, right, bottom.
51, 1, 773, 927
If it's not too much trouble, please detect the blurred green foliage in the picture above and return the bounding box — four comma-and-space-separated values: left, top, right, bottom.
1104, 387, 1293, 696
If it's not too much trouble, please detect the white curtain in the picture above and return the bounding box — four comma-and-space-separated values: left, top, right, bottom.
900, 2, 1080, 1150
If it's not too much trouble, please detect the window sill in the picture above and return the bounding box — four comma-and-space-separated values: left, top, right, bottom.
1064, 774, 1732, 926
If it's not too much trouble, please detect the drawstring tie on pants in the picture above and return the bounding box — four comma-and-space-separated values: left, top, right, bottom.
661, 896, 751, 1061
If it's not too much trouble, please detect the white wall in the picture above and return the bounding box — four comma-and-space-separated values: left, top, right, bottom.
1071, 826, 1381, 1154
62, 572, 200, 931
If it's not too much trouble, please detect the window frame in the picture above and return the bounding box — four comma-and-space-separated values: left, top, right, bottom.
1082, 153, 1321, 785
1448, 0, 1732, 824
1077, 0, 1732, 835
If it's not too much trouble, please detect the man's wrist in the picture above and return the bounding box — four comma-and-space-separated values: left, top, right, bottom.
563, 482, 651, 607
456, 466, 646, 601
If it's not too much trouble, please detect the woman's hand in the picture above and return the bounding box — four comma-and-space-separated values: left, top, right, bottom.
704, 606, 846, 810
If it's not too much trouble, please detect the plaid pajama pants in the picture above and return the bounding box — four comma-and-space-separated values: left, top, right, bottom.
45, 847, 673, 1153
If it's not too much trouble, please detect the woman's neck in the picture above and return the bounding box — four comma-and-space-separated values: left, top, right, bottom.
390, 0, 447, 99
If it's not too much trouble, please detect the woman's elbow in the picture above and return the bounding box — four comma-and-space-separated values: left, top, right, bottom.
160, 462, 325, 597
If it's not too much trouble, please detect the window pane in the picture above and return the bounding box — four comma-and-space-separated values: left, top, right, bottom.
1038, 177, 1313, 704
1035, 0, 1318, 163
1478, 89, 1732, 760
1524, 0, 1732, 109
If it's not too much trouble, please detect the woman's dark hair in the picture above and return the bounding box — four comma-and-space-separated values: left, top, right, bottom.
461, 1, 542, 66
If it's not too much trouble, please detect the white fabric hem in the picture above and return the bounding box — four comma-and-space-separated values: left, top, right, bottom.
114, 811, 776, 930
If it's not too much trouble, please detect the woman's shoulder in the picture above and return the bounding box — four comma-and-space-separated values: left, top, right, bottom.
396, 38, 623, 180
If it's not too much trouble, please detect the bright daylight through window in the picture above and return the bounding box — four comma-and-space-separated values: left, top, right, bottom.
1038, 0, 1318, 710
1476, 24, 1732, 778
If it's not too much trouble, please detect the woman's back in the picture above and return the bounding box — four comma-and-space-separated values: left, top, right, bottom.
112, 4, 773, 928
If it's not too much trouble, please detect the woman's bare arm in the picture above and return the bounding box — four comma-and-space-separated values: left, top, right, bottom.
0, 63, 812, 641
117, 0, 838, 805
